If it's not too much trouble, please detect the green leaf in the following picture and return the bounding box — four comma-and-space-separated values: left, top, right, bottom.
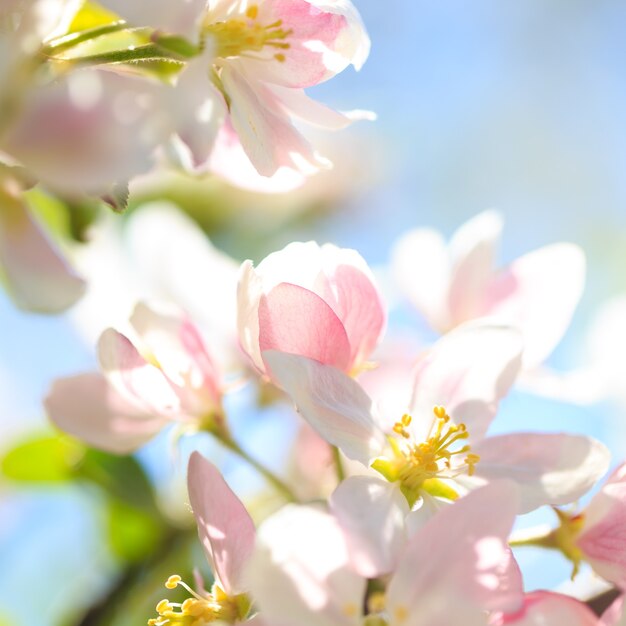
107, 500, 164, 562
1, 435, 85, 482
76, 449, 158, 512
152, 34, 200, 58
69, 1, 121, 32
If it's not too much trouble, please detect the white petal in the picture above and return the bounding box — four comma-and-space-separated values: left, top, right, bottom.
473, 433, 610, 513
262, 351, 385, 465
330, 476, 408, 577
246, 504, 365, 626
410, 322, 523, 442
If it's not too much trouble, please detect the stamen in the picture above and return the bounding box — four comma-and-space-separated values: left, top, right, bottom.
376, 406, 479, 505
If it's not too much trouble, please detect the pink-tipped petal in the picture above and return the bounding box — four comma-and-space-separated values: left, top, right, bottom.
45, 372, 167, 453
259, 283, 352, 372
473, 433, 610, 513
262, 351, 385, 465
493, 591, 599, 626
578, 463, 626, 587
386, 481, 523, 625
319, 263, 386, 370
0, 193, 85, 313
485, 243, 586, 368
187, 452, 255, 594
447, 210, 503, 326
97, 328, 181, 415
246, 504, 365, 626
220, 64, 325, 177
410, 322, 523, 442
330, 476, 408, 578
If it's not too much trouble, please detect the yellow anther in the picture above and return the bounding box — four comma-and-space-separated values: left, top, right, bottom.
156, 599, 172, 615
274, 53, 286, 62
343, 603, 359, 617
433, 405, 446, 419
394, 606, 409, 623
165, 574, 182, 589
246, 5, 259, 19
367, 591, 386, 613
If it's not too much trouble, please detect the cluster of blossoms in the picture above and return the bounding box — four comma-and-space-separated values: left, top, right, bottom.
41, 210, 626, 625
0, 0, 370, 312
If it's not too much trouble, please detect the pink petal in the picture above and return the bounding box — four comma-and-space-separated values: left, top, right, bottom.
493, 591, 599, 626
97, 328, 181, 416
187, 452, 255, 594
245, 0, 369, 89
410, 322, 523, 442
220, 64, 325, 177
447, 210, 503, 326
0, 193, 85, 313
246, 504, 365, 626
386, 481, 523, 623
259, 283, 352, 372
473, 433, 610, 513
45, 372, 167, 453
262, 351, 385, 465
319, 263, 386, 371
485, 243, 586, 368
130, 302, 222, 413
578, 463, 626, 587
330, 476, 408, 578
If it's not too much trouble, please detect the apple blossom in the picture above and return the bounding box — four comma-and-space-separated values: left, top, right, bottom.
246, 481, 524, 626
150, 451, 255, 625
391, 211, 586, 368
238, 241, 386, 378
45, 301, 225, 453
264, 322, 609, 541
101, 0, 371, 183
526, 462, 626, 586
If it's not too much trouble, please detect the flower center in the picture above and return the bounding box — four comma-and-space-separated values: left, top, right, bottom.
372, 407, 480, 506
203, 5, 292, 63
148, 575, 250, 626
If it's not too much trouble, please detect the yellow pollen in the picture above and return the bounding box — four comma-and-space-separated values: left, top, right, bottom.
374, 406, 480, 506
203, 9, 292, 61
165, 574, 182, 589
394, 606, 409, 623
149, 575, 249, 626
343, 603, 359, 617
367, 591, 386, 614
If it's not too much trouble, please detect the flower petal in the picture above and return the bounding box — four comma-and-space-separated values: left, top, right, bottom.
391, 227, 450, 332
410, 322, 523, 442
246, 504, 366, 626
472, 433, 610, 513
187, 452, 255, 594
386, 481, 523, 626
45, 372, 167, 453
97, 328, 181, 416
447, 210, 503, 326
578, 463, 626, 587
330, 476, 408, 578
493, 591, 599, 626
485, 243, 586, 368
259, 282, 352, 372
262, 351, 385, 465
0, 191, 85, 313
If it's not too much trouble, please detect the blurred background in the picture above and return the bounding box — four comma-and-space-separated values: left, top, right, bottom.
2, 1, 626, 624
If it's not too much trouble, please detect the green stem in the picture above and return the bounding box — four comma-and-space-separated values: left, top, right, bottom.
332, 445, 345, 482
43, 21, 130, 54
508, 528, 557, 549
218, 436, 298, 503
50, 43, 184, 67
